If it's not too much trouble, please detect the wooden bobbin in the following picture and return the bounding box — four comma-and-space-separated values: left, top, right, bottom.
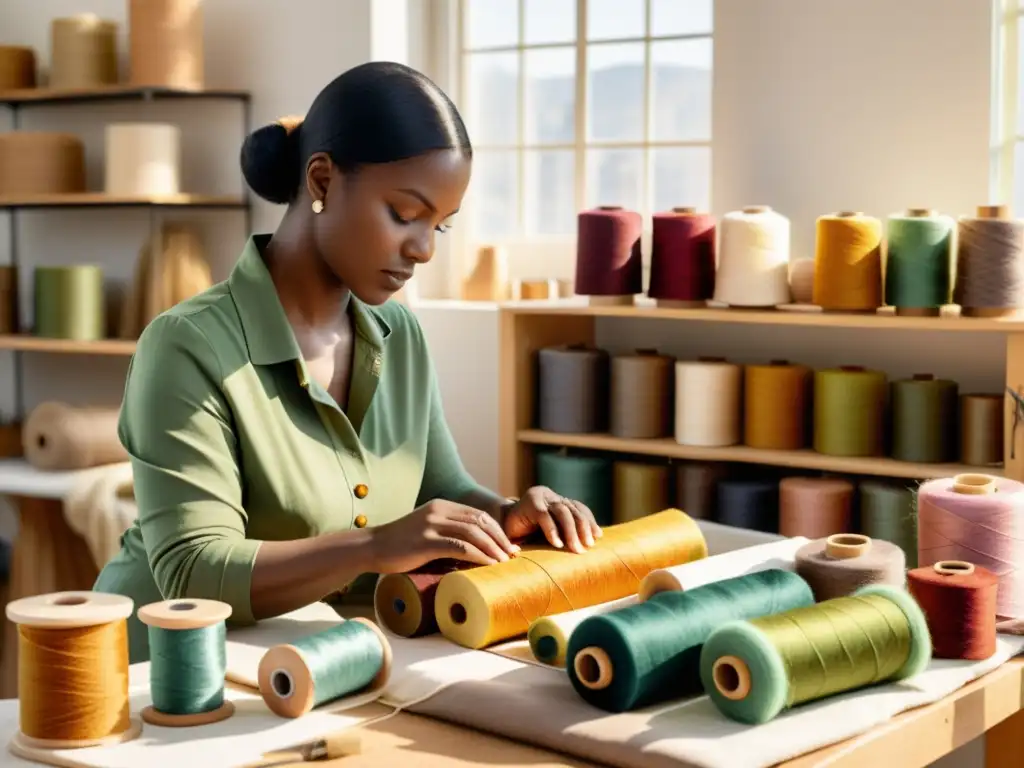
906, 208, 936, 218
672, 206, 698, 215
742, 205, 771, 214
698, 356, 727, 363
838, 365, 865, 373
712, 655, 753, 701
258, 618, 393, 719
834, 211, 863, 217
933, 560, 976, 576
638, 570, 681, 601
137, 598, 236, 727
573, 646, 614, 691
6, 591, 144, 755
825, 533, 872, 560
951, 473, 998, 496
976, 204, 1009, 220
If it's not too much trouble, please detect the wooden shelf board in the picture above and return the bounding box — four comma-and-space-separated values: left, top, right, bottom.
517, 429, 1000, 480
0, 84, 250, 106
0, 335, 136, 355
500, 299, 1024, 332
0, 193, 247, 209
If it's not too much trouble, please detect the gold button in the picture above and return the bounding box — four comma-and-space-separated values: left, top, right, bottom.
354, 515, 368, 528
354, 484, 369, 499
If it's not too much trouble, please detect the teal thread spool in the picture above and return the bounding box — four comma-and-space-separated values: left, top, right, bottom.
564, 569, 815, 713
884, 209, 955, 316
258, 617, 393, 719
138, 598, 236, 727
700, 584, 932, 725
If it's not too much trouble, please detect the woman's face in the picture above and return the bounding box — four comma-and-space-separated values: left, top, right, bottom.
312, 149, 472, 305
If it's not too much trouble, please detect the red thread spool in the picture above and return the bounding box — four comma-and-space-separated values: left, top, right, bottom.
906, 560, 998, 660
648, 208, 717, 306
574, 207, 643, 299
374, 559, 477, 638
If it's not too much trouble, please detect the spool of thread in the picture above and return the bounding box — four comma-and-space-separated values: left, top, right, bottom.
675, 461, 729, 520
21, 402, 127, 470
0, 47, 36, 91
700, 584, 932, 724
647, 208, 717, 307
535, 450, 613, 527
104, 123, 183, 197
778, 477, 854, 539
713, 206, 791, 308
813, 366, 887, 457
566, 570, 815, 712
917, 474, 1024, 618
128, 0, 205, 90
513, 278, 559, 300
49, 15, 118, 90
743, 359, 812, 450
433, 509, 708, 648
5, 591, 143, 750
890, 373, 958, 463
884, 209, 955, 316
258, 618, 393, 719
612, 460, 672, 524
812, 212, 884, 311
574, 206, 643, 303
0, 265, 17, 335
638, 536, 810, 602
33, 265, 106, 341
0, 132, 86, 196
960, 394, 1004, 466
373, 559, 475, 638
138, 599, 235, 726
794, 534, 906, 601
674, 358, 743, 447
527, 595, 635, 667
536, 345, 609, 434
859, 479, 918, 568
788, 259, 815, 304
955, 205, 1024, 317
716, 478, 779, 532
907, 561, 998, 660
609, 349, 674, 438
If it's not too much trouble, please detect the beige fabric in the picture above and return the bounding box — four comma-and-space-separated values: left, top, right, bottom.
62, 462, 137, 570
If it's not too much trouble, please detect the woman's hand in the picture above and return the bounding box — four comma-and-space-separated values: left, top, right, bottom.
370, 499, 521, 574
502, 486, 602, 554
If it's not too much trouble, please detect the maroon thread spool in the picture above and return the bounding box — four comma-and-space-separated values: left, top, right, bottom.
574, 206, 643, 304
648, 207, 717, 307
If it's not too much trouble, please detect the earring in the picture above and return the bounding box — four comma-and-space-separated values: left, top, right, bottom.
312, 199, 324, 214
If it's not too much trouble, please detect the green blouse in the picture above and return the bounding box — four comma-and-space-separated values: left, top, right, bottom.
94, 235, 480, 662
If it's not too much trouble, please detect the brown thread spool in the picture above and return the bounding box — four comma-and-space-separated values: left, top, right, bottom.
0, 46, 36, 90
778, 477, 854, 539
609, 349, 674, 439
794, 534, 906, 601
907, 560, 999, 660
960, 394, 1004, 466
573, 646, 615, 691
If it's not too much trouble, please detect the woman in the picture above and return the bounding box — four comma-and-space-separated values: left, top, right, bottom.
94, 61, 601, 663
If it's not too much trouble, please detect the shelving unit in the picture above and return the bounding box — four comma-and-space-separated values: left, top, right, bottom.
497, 300, 1024, 497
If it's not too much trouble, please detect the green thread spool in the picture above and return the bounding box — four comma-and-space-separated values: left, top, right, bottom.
700, 584, 932, 725
565, 569, 815, 713
813, 366, 888, 457
890, 373, 959, 463
884, 209, 955, 316
138, 598, 236, 727
535, 448, 613, 526
33, 265, 106, 340
860, 479, 918, 568
258, 617, 392, 719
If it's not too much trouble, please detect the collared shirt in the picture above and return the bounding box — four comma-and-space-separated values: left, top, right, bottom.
94, 235, 479, 662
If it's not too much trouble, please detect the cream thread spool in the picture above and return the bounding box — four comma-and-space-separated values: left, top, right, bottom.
104, 123, 182, 197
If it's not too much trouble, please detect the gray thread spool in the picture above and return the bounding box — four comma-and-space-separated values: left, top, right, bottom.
536, 344, 609, 433
794, 534, 906, 601
955, 205, 1024, 317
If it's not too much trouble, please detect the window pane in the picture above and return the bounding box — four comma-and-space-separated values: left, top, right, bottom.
586, 149, 644, 210
587, 0, 644, 40
525, 47, 575, 145
469, 150, 519, 238
1018, 16, 1024, 133
466, 52, 519, 146
588, 43, 645, 142
525, 149, 575, 235
651, 146, 711, 214
651, 0, 713, 36
651, 39, 712, 141
465, 0, 518, 49
525, 0, 575, 45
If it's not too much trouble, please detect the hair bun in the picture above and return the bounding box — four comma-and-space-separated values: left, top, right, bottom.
239, 119, 302, 204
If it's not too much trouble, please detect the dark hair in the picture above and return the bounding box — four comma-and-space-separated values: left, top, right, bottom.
240, 62, 472, 205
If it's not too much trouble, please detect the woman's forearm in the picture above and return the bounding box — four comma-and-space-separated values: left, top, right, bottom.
249, 528, 377, 620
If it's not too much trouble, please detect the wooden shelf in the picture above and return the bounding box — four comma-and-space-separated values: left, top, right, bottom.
0, 335, 136, 355
0, 193, 247, 210
0, 85, 250, 107
500, 299, 1024, 332
517, 429, 1000, 481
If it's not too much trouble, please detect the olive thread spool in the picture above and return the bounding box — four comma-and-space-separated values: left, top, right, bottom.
6, 591, 143, 755
700, 585, 932, 725
813, 365, 887, 457
890, 373, 959, 463
907, 560, 999, 660
258, 618, 393, 719
138, 599, 235, 727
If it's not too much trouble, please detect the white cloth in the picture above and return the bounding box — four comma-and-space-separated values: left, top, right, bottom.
61, 462, 137, 570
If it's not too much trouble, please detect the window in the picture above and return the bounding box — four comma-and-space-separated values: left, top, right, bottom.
452, 0, 713, 282
997, 0, 1024, 211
